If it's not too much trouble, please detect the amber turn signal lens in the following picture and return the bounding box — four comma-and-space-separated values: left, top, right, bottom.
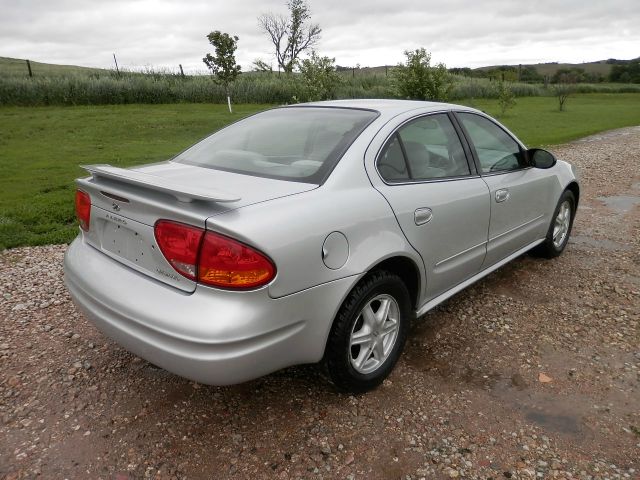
198, 231, 276, 289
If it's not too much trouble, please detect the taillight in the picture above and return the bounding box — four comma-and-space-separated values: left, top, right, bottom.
154, 221, 276, 289
154, 220, 204, 280
198, 231, 276, 289
75, 190, 91, 231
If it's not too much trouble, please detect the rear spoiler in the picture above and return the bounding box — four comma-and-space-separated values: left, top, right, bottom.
81, 164, 241, 203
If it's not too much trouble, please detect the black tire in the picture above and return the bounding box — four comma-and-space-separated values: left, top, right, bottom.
532, 189, 576, 258
324, 270, 412, 393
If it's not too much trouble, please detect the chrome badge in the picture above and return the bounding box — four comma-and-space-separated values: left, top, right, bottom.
112, 203, 121, 212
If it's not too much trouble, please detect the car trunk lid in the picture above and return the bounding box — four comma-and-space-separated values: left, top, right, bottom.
77, 161, 316, 292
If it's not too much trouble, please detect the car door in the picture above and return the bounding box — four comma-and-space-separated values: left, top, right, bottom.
373, 112, 491, 301
454, 112, 557, 268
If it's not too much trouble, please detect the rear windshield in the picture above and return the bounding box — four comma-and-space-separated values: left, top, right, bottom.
174, 107, 379, 183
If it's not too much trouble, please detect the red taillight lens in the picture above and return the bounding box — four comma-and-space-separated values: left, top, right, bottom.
154, 220, 204, 281
154, 221, 276, 289
198, 231, 276, 289
75, 190, 91, 231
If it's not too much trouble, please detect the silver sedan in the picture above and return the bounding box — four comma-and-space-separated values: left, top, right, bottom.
64, 100, 579, 392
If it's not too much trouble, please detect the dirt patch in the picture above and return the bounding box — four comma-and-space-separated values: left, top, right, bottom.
1, 127, 639, 479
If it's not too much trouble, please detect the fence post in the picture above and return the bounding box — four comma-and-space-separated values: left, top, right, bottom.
26, 59, 33, 77
113, 53, 120, 76
179, 64, 185, 77
385, 65, 388, 76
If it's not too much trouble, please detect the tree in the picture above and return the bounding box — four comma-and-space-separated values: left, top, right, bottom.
258, 0, 321, 73
252, 58, 273, 73
609, 60, 640, 83
203, 31, 241, 113
552, 72, 578, 112
392, 48, 453, 101
497, 80, 516, 117
551, 67, 585, 84
297, 51, 341, 101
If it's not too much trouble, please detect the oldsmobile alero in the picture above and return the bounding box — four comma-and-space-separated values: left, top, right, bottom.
64, 99, 579, 392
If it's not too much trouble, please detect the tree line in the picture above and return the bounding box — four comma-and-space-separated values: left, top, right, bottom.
203, 0, 463, 111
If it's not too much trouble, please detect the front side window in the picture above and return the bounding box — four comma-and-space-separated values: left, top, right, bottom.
175, 107, 378, 183
456, 113, 525, 173
377, 113, 471, 182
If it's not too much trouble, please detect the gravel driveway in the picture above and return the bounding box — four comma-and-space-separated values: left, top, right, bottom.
1, 127, 639, 480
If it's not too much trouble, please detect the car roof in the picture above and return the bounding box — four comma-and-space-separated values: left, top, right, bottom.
293, 99, 480, 118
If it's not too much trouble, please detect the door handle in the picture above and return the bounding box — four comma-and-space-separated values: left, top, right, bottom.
495, 189, 510, 203
414, 208, 433, 225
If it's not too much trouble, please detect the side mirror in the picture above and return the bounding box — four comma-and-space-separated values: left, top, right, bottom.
528, 148, 557, 169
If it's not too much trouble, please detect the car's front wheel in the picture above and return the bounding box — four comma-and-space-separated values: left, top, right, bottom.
324, 270, 411, 393
533, 189, 576, 258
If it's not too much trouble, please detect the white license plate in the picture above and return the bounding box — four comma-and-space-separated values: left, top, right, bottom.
102, 221, 151, 267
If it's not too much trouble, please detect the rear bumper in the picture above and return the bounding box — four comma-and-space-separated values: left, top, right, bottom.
63, 237, 355, 385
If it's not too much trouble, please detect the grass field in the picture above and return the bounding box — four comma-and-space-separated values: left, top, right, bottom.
1, 94, 639, 250
0, 56, 106, 78
468, 93, 640, 145
0, 104, 268, 249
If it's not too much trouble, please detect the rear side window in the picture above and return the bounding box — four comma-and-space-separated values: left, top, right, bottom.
377, 135, 410, 182
174, 107, 378, 184
456, 113, 525, 173
377, 113, 471, 182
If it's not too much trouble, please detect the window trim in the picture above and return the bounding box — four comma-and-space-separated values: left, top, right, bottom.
375, 111, 478, 186
452, 111, 531, 176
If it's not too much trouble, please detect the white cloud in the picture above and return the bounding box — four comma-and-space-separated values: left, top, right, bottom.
0, 0, 638, 72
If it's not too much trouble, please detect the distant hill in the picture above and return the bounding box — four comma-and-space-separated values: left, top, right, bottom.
0, 56, 108, 78
472, 60, 632, 77
2, 55, 637, 81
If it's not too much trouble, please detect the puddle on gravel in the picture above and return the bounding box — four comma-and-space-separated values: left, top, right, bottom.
598, 195, 640, 214
489, 375, 594, 437
524, 409, 581, 434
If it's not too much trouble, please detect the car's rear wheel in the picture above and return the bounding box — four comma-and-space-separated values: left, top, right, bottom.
533, 189, 576, 258
324, 270, 411, 393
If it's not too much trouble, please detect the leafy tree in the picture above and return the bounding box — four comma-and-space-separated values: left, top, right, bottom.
486, 66, 518, 82
392, 48, 452, 101
519, 66, 543, 83
252, 58, 273, 73
297, 51, 341, 101
449, 67, 473, 77
258, 0, 321, 73
609, 60, 640, 83
203, 31, 241, 112
497, 80, 516, 116
551, 67, 585, 84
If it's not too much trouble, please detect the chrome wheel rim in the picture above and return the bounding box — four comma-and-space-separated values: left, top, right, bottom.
552, 200, 571, 248
349, 294, 400, 375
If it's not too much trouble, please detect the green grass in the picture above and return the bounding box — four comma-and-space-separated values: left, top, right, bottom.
463, 93, 640, 145
1, 94, 639, 249
0, 104, 268, 249
0, 56, 107, 78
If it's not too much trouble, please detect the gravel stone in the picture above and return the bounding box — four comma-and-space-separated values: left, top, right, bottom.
0, 128, 639, 478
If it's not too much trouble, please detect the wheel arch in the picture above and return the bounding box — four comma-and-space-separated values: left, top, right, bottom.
367, 256, 422, 310
566, 181, 580, 209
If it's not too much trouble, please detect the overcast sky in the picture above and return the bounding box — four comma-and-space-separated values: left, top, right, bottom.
1, 0, 638, 73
